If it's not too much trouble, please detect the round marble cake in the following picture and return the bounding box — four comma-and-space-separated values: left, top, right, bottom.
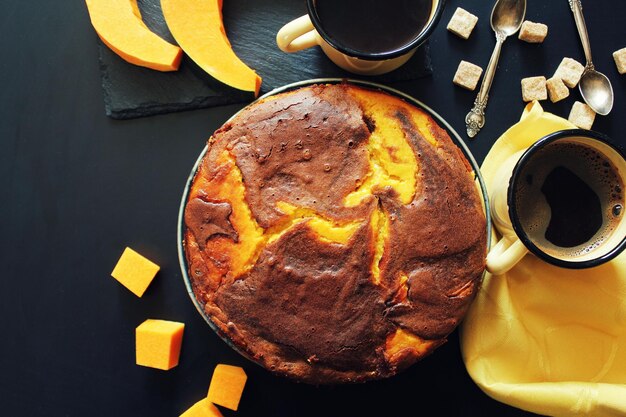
182, 83, 487, 384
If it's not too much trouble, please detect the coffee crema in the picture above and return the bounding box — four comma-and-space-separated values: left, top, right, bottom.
513, 141, 624, 259
313, 0, 434, 55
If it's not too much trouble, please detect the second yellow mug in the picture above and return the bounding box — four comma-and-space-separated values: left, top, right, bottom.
487, 130, 626, 275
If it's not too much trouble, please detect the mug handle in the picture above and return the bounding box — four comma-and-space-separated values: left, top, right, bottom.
276, 15, 318, 53
486, 236, 528, 275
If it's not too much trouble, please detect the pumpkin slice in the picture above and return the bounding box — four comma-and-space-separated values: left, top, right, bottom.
161, 0, 262, 96
85, 0, 182, 71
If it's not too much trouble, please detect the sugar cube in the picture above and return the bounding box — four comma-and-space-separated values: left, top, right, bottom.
521, 76, 547, 102
554, 57, 585, 88
546, 77, 570, 103
568, 101, 596, 130
613, 47, 626, 74
518, 21, 548, 43
453, 60, 483, 91
447, 8, 478, 39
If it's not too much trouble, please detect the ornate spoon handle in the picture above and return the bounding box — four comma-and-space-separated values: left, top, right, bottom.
466, 32, 506, 138
569, 0, 594, 69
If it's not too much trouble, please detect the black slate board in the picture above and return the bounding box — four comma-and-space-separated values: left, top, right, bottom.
99, 0, 433, 119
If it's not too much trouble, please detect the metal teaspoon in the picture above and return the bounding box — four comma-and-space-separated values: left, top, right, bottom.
569, 0, 614, 115
465, 0, 526, 138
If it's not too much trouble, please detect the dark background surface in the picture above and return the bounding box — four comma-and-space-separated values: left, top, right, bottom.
1, 0, 624, 416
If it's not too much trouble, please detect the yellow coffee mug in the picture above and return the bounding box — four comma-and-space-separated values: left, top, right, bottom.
487, 130, 626, 275
276, 0, 445, 76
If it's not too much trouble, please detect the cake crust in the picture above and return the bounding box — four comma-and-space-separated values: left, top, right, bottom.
183, 83, 487, 384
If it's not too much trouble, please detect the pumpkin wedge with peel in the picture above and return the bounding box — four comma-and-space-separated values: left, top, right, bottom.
161, 0, 262, 96
85, 0, 182, 71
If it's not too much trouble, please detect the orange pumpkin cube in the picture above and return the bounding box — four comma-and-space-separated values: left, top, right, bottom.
207, 364, 247, 411
135, 319, 185, 370
111, 247, 160, 297
180, 398, 223, 417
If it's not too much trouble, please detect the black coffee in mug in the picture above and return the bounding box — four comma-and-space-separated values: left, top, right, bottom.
513, 140, 624, 259
313, 0, 434, 55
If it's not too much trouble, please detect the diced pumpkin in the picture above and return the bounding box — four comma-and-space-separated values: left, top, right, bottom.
161, 0, 261, 96
85, 0, 182, 71
110, 247, 160, 297
135, 319, 185, 370
207, 364, 247, 411
180, 398, 223, 417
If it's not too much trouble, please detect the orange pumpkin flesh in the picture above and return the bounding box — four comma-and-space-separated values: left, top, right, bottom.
161, 0, 262, 96
85, 0, 182, 72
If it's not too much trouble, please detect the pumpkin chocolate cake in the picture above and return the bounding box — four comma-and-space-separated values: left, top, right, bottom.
182, 83, 487, 384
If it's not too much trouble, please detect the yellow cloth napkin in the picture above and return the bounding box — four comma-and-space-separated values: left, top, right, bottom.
460, 101, 626, 417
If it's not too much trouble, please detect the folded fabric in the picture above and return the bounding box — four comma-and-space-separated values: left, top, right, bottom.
460, 101, 626, 417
